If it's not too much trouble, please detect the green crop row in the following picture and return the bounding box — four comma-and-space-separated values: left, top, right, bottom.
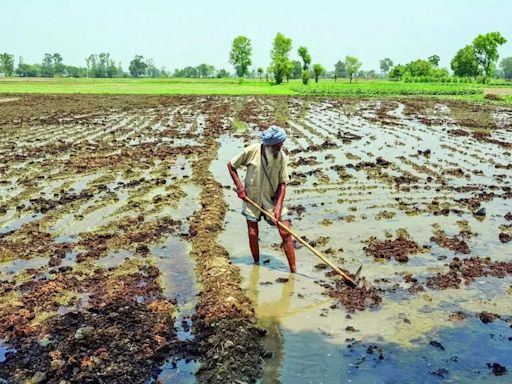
290, 82, 483, 96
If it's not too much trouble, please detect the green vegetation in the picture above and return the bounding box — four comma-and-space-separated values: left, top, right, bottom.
500, 57, 512, 79
345, 56, 362, 83
229, 35, 252, 82
291, 81, 483, 96
473, 32, 507, 78
270, 33, 293, 85
2, 77, 511, 105
312, 64, 325, 83
379, 58, 393, 76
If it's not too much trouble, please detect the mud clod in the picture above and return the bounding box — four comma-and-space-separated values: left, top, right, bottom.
364, 236, 424, 263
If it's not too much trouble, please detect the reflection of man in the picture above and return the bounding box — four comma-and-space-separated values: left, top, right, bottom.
248, 266, 294, 383
227, 126, 296, 272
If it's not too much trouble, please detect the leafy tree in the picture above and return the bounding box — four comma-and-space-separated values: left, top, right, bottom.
129, 55, 147, 77
379, 58, 393, 75
64, 65, 83, 78
334, 60, 346, 81
52, 53, 64, 76
472, 32, 507, 78
312, 63, 325, 83
107, 59, 119, 78
451, 45, 480, 78
15, 56, 27, 77
404, 59, 433, 77
284, 61, 294, 82
98, 53, 110, 77
197, 63, 215, 78
85, 54, 98, 77
216, 68, 230, 78
0, 53, 15, 76
145, 59, 156, 77
297, 46, 311, 70
257, 67, 264, 81
499, 57, 512, 80
428, 55, 440, 67
291, 60, 302, 79
16, 59, 41, 77
388, 64, 406, 80
344, 56, 362, 83
301, 69, 310, 85
41, 53, 54, 77
229, 35, 252, 81
270, 32, 293, 84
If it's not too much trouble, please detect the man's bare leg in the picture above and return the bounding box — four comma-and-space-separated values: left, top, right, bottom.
278, 220, 296, 273
247, 220, 260, 263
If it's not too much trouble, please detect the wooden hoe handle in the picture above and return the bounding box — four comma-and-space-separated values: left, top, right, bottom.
244, 196, 357, 287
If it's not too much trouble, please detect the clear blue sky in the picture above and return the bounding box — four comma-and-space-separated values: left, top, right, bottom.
3, 0, 512, 73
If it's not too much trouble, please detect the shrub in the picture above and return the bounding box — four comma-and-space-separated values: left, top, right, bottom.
301, 70, 310, 85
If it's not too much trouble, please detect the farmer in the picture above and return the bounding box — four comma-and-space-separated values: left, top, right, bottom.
227, 126, 296, 273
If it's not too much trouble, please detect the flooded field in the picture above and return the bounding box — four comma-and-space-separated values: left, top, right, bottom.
0, 95, 511, 383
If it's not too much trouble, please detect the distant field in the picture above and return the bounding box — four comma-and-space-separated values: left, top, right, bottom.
0, 77, 511, 104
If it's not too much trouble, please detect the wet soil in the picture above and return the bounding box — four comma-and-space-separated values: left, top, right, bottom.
425, 256, 512, 290
1, 94, 512, 383
364, 236, 425, 263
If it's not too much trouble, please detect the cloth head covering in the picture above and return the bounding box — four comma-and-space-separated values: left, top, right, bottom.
261, 125, 287, 145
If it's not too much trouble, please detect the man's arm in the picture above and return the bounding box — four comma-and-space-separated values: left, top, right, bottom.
227, 162, 247, 200
273, 182, 286, 222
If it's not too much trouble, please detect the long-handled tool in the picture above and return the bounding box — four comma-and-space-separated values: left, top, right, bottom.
244, 196, 362, 288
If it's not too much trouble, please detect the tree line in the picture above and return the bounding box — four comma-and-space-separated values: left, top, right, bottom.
228, 31, 509, 84
1, 31, 510, 82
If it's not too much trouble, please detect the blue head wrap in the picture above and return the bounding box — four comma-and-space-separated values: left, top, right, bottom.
261, 125, 287, 145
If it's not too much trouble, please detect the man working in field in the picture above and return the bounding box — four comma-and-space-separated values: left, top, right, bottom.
227, 126, 296, 273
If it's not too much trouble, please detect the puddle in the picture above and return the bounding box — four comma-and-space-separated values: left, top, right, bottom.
0, 256, 48, 278
151, 236, 200, 381
97, 249, 134, 269
0, 213, 42, 234
152, 358, 198, 384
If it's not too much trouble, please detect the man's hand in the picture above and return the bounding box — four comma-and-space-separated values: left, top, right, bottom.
237, 187, 247, 200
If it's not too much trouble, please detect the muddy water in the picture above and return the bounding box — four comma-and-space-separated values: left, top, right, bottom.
212, 101, 512, 383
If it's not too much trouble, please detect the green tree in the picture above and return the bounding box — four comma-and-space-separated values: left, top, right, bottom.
0, 53, 15, 76
270, 32, 293, 84
41, 53, 54, 77
499, 57, 512, 80
297, 46, 311, 70
257, 67, 264, 81
216, 68, 230, 78
85, 54, 98, 77
344, 56, 362, 83
388, 64, 406, 80
451, 45, 480, 78
379, 58, 393, 76
107, 59, 119, 78
312, 63, 325, 83
229, 35, 252, 81
334, 60, 346, 81
473, 32, 507, 78
52, 53, 64, 76
405, 59, 433, 77
197, 63, 215, 78
428, 55, 440, 67
129, 55, 147, 77
301, 69, 310, 85
291, 60, 302, 79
